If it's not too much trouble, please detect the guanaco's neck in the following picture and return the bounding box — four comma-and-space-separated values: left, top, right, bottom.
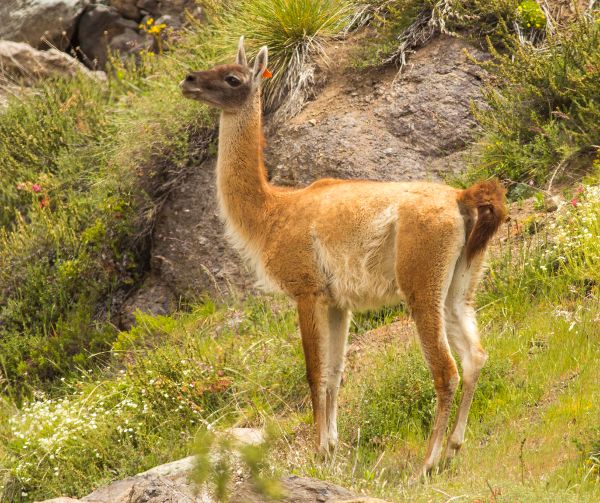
216, 92, 272, 240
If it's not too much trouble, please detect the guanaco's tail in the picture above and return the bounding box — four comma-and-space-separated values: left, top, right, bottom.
457, 179, 507, 263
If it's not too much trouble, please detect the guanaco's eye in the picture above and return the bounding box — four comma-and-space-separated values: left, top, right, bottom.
224, 75, 241, 87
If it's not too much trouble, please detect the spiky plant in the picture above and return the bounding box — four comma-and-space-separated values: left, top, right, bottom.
219, 0, 352, 117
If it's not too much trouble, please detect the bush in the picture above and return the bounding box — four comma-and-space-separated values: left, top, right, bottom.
340, 346, 436, 446
481, 183, 600, 309
0, 297, 304, 501
0, 78, 141, 397
472, 13, 600, 187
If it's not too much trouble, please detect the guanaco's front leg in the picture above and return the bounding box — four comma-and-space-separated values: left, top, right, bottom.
297, 296, 330, 454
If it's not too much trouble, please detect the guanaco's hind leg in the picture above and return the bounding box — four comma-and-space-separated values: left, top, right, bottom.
395, 216, 463, 476
411, 302, 459, 475
325, 306, 351, 450
297, 296, 330, 454
443, 253, 488, 462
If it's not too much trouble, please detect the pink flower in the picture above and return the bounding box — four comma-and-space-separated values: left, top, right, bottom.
571, 198, 578, 207
40, 196, 49, 209
31, 184, 42, 193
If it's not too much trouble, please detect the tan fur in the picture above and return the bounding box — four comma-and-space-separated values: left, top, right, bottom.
181, 39, 507, 476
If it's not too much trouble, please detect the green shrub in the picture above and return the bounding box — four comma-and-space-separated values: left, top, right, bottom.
481, 183, 600, 311
0, 78, 109, 229
516, 0, 546, 31
471, 13, 600, 187
0, 30, 218, 397
350, 0, 430, 67
0, 297, 304, 501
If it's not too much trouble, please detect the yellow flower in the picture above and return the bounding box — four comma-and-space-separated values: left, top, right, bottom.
147, 18, 154, 25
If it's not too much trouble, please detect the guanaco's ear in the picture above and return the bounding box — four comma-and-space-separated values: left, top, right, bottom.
236, 36, 247, 67
252, 46, 269, 83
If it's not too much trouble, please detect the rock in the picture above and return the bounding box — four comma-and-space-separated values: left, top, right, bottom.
35, 427, 390, 503
0, 40, 101, 86
118, 276, 176, 329
265, 35, 487, 188
154, 14, 184, 31
137, 0, 203, 19
149, 156, 256, 298
81, 474, 211, 503
230, 476, 370, 503
137, 455, 196, 478
0, 83, 26, 110
546, 195, 560, 212
75, 4, 153, 69
110, 0, 141, 20
0, 0, 89, 51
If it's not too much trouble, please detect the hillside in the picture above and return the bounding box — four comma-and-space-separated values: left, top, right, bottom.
0, 1, 599, 502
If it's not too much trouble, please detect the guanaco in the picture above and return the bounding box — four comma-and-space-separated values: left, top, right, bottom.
180, 37, 507, 475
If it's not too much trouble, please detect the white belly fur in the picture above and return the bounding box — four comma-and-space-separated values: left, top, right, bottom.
311, 205, 405, 311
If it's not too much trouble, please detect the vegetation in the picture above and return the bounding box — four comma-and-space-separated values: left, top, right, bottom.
218, 0, 352, 115
0, 0, 598, 501
472, 13, 600, 192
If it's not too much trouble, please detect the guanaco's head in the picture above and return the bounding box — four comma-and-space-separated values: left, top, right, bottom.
180, 36, 268, 111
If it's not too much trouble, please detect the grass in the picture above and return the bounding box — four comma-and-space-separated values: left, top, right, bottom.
217, 0, 353, 115
0, 297, 306, 500
0, 0, 358, 399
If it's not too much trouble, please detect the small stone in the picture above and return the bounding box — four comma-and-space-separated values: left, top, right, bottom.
546, 196, 560, 212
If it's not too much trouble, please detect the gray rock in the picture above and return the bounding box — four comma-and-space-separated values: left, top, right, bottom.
230, 476, 371, 503
118, 276, 176, 329
110, 0, 142, 20
0, 0, 89, 51
137, 0, 202, 19
149, 156, 257, 298
76, 4, 153, 69
265, 36, 487, 188
0, 40, 100, 85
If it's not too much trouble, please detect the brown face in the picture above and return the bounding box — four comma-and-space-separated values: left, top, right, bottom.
180, 64, 254, 110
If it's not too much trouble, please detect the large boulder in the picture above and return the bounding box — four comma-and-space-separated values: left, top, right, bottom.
36, 435, 392, 503
0, 0, 89, 51
75, 4, 153, 69
0, 40, 99, 85
265, 35, 487, 186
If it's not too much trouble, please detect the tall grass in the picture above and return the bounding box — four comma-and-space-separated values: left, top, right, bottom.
218, 0, 352, 116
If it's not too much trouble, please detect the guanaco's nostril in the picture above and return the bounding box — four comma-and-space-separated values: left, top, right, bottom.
185, 74, 195, 83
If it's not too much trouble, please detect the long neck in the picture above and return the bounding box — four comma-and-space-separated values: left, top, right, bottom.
216, 92, 272, 240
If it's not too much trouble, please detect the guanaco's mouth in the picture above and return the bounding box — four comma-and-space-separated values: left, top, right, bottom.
180, 86, 223, 109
